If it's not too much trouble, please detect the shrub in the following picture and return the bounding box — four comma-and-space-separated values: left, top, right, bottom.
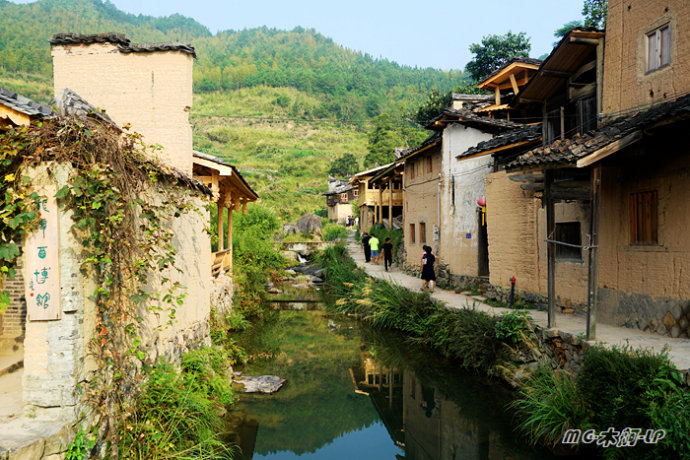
494, 310, 532, 343
577, 345, 673, 429
323, 222, 348, 241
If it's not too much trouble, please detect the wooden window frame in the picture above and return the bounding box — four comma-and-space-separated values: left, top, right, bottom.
630, 191, 658, 245
645, 24, 671, 73
409, 223, 416, 244
410, 161, 415, 180
426, 156, 432, 174
555, 222, 582, 261
420, 222, 427, 244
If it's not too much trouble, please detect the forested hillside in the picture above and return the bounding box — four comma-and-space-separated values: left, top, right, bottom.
0, 0, 463, 120
0, 0, 469, 219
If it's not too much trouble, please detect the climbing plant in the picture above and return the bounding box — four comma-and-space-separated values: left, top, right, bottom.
0, 116, 205, 458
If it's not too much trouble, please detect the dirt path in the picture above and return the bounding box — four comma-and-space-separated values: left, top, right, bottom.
346, 233, 690, 372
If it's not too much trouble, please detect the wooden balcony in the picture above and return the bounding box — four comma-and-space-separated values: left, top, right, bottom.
212, 249, 232, 277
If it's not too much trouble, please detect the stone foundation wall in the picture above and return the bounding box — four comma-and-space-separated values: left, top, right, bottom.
598, 288, 690, 338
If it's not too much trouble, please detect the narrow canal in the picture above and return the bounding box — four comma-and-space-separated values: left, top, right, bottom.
228, 301, 563, 459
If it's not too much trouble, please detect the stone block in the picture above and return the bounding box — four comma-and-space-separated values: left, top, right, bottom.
672, 304, 684, 322
663, 312, 676, 331
7, 439, 44, 460
43, 425, 73, 456
671, 325, 681, 339
679, 317, 689, 331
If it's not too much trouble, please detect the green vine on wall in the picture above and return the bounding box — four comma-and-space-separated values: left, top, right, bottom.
0, 117, 206, 459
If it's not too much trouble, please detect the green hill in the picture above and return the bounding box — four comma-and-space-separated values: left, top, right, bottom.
0, 0, 467, 220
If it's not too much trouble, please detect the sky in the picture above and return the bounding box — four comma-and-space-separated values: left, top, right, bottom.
12, 0, 586, 70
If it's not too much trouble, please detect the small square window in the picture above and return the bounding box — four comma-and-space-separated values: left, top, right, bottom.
646, 24, 671, 73
555, 222, 582, 261
630, 191, 658, 245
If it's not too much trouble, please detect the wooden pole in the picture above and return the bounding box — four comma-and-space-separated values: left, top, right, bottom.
217, 199, 224, 251
378, 187, 383, 224
227, 205, 233, 273
587, 165, 601, 340
388, 178, 393, 230
545, 170, 556, 328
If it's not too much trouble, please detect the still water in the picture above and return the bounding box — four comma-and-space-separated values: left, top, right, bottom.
229, 308, 558, 460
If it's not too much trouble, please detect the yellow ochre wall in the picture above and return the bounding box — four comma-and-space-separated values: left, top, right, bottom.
603, 0, 690, 115
51, 43, 194, 174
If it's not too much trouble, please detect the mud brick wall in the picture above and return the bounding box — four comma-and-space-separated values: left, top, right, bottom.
1, 255, 26, 338
603, 0, 690, 116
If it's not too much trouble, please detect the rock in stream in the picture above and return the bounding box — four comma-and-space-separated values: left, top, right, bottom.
235, 375, 286, 394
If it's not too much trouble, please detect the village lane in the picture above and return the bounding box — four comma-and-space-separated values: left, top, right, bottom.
346, 233, 690, 373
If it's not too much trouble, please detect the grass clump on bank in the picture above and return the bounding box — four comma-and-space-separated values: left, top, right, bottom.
317, 244, 534, 373
513, 345, 690, 458
119, 347, 236, 459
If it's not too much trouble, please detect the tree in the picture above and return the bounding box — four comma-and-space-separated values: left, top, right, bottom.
364, 113, 403, 168
413, 88, 451, 125
465, 31, 531, 82
328, 153, 359, 178
554, 20, 585, 45
582, 0, 607, 29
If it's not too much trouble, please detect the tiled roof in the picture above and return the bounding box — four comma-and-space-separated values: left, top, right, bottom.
427, 108, 523, 131
0, 86, 52, 118
53, 88, 117, 127
398, 131, 442, 159
193, 151, 259, 199
457, 124, 541, 159
50, 33, 196, 58
507, 94, 690, 169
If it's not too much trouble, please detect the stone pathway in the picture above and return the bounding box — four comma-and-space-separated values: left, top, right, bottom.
346, 234, 690, 372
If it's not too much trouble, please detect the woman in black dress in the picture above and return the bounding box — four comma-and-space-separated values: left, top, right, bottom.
420, 245, 436, 292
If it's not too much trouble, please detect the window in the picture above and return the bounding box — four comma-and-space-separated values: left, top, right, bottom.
426, 156, 432, 174
420, 222, 427, 244
409, 224, 416, 243
646, 24, 671, 73
555, 222, 582, 261
410, 161, 415, 180
630, 191, 658, 245
576, 96, 597, 134
353, 189, 358, 197
545, 107, 562, 144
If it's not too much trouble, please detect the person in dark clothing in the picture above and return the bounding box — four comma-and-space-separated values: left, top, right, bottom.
420, 245, 436, 292
361, 233, 371, 263
382, 237, 393, 271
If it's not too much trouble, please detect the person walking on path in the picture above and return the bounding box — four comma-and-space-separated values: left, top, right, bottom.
361, 232, 371, 263
420, 245, 436, 292
369, 234, 380, 265
382, 237, 393, 272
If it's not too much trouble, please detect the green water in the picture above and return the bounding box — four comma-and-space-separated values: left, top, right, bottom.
230, 308, 559, 460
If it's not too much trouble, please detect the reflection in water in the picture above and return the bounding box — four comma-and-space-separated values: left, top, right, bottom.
230, 310, 558, 460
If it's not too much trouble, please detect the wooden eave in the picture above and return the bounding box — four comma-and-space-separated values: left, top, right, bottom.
477, 62, 540, 90
514, 30, 604, 105
476, 103, 510, 113
193, 157, 258, 202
